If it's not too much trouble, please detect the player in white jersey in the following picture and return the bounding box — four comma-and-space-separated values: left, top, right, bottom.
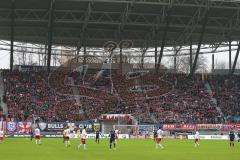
64, 128, 71, 147
194, 131, 200, 147
78, 127, 87, 150
115, 129, 119, 143
34, 128, 41, 145
156, 127, 164, 149
0, 128, 4, 143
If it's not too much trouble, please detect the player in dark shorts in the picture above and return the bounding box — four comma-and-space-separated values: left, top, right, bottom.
95, 130, 100, 144
153, 130, 157, 142
229, 129, 235, 147
237, 131, 240, 143
109, 129, 116, 150
30, 129, 34, 141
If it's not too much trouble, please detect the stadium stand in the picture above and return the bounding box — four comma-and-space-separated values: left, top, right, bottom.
1, 70, 230, 124
208, 75, 240, 123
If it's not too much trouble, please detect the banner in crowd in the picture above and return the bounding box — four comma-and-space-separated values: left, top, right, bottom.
3, 121, 240, 133
162, 124, 196, 131
6, 120, 32, 133
196, 124, 222, 130
36, 122, 94, 132
162, 124, 240, 131
98, 114, 133, 121
14, 65, 46, 72
37, 122, 67, 131
17, 121, 32, 132
6, 120, 17, 132
2, 121, 94, 133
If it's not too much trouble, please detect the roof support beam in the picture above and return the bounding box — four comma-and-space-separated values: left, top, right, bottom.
119, 45, 122, 72
119, 3, 133, 32
118, 3, 133, 73
140, 40, 149, 69
189, 38, 193, 73
82, 2, 93, 32
175, 3, 204, 46
173, 46, 177, 71
76, 41, 82, 63
189, 10, 209, 77
212, 54, 215, 72
76, 41, 81, 56
77, 2, 92, 63
155, 9, 171, 73
83, 38, 86, 65
10, 0, 15, 71
44, 43, 47, 66
173, 45, 182, 71
229, 40, 232, 73
119, 32, 123, 73
57, 0, 240, 10
76, 2, 92, 58
47, 0, 55, 73
231, 41, 240, 74
154, 30, 158, 69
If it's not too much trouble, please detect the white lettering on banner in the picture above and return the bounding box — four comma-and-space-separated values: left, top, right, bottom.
78, 124, 92, 129
4, 134, 126, 139
69, 134, 129, 139
188, 135, 228, 140
13, 135, 30, 138
100, 114, 131, 119
196, 124, 222, 129
45, 135, 63, 138
48, 124, 63, 129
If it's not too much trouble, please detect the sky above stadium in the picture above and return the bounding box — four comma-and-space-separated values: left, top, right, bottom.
0, 42, 238, 72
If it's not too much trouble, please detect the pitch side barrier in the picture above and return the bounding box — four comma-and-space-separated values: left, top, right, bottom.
4, 133, 130, 139
3, 133, 229, 140
0, 120, 129, 138
1, 121, 95, 135
1, 121, 239, 139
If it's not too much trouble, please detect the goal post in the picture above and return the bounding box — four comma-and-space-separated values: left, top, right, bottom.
113, 125, 154, 136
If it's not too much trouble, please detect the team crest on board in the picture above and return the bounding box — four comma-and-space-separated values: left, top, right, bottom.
38, 122, 47, 131
7, 121, 17, 132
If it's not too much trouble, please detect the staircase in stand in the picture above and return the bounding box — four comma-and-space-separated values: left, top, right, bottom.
0, 71, 8, 116
69, 77, 87, 118
204, 82, 225, 122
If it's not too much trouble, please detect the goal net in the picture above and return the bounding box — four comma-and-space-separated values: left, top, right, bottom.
113, 125, 154, 136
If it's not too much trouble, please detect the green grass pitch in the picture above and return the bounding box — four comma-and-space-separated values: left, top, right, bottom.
0, 138, 239, 160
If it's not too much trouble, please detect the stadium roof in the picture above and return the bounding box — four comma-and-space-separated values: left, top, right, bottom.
1, 0, 240, 47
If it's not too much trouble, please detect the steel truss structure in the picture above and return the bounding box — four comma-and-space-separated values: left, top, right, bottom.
1, 0, 240, 74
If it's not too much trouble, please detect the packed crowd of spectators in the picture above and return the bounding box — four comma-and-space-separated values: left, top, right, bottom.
4, 71, 61, 121
2, 68, 240, 124
112, 73, 173, 107
66, 69, 112, 92
3, 71, 88, 121
208, 75, 240, 123
134, 80, 222, 124
49, 69, 118, 115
